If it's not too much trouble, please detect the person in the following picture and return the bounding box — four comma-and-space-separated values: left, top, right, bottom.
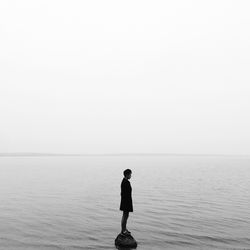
120, 169, 133, 236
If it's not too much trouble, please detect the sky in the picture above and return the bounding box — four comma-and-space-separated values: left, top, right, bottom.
0, 0, 250, 155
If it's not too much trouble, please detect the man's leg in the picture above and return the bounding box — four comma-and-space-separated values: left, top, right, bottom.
121, 211, 129, 233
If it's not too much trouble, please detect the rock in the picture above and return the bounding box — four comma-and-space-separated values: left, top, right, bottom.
115, 233, 137, 249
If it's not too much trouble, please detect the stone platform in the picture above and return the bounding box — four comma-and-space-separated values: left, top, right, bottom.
115, 233, 137, 249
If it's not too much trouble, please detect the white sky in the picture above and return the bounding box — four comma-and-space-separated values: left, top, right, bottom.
0, 0, 250, 154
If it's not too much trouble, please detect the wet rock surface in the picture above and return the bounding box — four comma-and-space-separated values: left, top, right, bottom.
115, 233, 137, 248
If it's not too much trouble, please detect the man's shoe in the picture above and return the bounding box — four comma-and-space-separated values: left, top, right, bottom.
120, 231, 127, 236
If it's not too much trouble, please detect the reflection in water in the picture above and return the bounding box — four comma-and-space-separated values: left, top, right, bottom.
116, 246, 135, 250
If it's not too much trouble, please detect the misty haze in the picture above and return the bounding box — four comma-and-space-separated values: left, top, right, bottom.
1, 1, 250, 249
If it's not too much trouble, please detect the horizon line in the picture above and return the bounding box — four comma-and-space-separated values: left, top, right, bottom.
0, 152, 250, 157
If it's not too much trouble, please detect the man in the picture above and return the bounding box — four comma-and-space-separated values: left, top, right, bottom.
120, 169, 133, 236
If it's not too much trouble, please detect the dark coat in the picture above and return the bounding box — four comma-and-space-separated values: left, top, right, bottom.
120, 178, 133, 212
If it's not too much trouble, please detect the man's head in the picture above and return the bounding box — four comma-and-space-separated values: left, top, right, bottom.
123, 169, 132, 179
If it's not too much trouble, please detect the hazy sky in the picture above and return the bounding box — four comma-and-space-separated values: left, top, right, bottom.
1, 0, 250, 154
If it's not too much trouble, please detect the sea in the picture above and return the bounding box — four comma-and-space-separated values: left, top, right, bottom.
0, 155, 250, 250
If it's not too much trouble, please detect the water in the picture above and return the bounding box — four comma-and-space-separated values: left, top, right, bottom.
0, 156, 250, 250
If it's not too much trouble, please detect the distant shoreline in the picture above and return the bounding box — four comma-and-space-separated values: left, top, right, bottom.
0, 153, 249, 158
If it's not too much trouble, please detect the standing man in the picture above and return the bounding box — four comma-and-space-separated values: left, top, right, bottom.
120, 169, 133, 236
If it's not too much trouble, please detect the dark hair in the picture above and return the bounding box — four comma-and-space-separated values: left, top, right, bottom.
123, 169, 132, 177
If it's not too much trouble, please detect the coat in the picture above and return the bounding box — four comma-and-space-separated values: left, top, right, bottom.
120, 178, 133, 212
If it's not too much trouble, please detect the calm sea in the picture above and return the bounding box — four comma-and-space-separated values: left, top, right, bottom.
0, 156, 250, 250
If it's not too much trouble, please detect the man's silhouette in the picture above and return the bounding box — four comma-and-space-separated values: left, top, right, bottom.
120, 169, 133, 236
